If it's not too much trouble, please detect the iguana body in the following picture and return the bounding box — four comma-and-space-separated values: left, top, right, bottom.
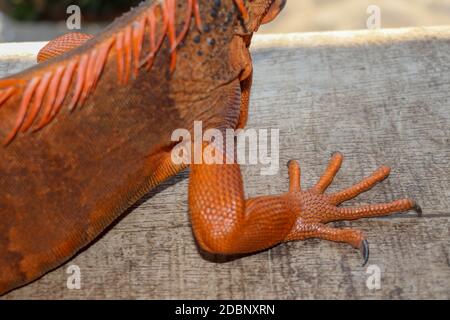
0, 0, 419, 295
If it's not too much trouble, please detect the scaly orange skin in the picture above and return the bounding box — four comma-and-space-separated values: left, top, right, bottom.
0, 0, 419, 296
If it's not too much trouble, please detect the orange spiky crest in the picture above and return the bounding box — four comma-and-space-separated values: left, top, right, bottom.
0, 0, 249, 146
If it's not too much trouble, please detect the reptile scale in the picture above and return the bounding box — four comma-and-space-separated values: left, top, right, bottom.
0, 0, 420, 295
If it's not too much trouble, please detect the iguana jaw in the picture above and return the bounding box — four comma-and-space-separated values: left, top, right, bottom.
231, 0, 287, 84
239, 0, 287, 33
261, 0, 287, 25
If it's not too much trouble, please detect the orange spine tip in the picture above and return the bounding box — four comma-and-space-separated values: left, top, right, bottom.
4, 77, 40, 145
163, 0, 178, 72
176, 0, 194, 46
139, 11, 156, 69
115, 32, 125, 85
148, 9, 157, 53
233, 0, 249, 20
34, 66, 65, 130
0, 87, 16, 107
92, 39, 114, 91
140, 8, 167, 71
68, 54, 89, 112
123, 25, 133, 85
79, 49, 99, 106
20, 72, 52, 133
51, 59, 78, 119
132, 20, 146, 78
193, 0, 203, 31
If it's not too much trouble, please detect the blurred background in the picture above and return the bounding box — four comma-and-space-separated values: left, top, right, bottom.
1, 0, 450, 42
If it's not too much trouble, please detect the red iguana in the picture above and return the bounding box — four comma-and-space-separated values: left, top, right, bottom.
0, 0, 420, 295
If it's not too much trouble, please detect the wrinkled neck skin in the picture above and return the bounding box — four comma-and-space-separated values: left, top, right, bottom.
228, 0, 286, 96
166, 1, 257, 133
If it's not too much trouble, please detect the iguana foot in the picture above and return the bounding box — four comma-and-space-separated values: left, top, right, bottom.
283, 152, 420, 266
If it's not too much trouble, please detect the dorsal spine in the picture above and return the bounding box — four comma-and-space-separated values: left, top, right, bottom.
0, 0, 248, 145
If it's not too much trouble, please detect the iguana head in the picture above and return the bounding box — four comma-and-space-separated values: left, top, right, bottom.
243, 0, 287, 32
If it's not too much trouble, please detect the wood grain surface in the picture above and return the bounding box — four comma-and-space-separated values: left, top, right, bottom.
1, 27, 449, 299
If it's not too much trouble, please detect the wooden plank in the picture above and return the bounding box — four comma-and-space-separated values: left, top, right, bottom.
1, 27, 450, 299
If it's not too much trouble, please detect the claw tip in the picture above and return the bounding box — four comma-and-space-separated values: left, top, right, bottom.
361, 239, 369, 267
331, 151, 343, 159
413, 203, 423, 217
287, 159, 298, 168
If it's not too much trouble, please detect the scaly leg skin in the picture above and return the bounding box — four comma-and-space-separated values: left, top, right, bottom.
37, 32, 93, 63
189, 152, 421, 265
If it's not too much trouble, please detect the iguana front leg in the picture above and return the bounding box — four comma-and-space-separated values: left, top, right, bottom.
187, 0, 420, 263
189, 151, 420, 264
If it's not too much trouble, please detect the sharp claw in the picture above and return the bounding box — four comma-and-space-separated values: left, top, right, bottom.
331, 151, 342, 158
287, 159, 300, 168
413, 203, 423, 217
361, 239, 369, 267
